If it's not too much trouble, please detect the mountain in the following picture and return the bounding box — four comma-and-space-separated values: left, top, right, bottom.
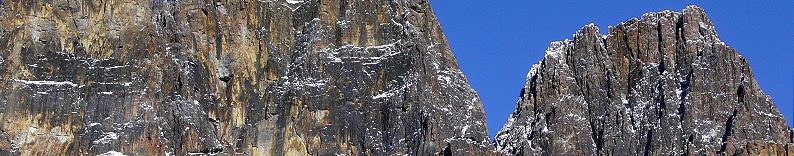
2, 1, 791, 156
0, 0, 495, 155
495, 6, 793, 155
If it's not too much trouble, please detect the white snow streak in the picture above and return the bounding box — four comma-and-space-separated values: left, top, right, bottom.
13, 79, 79, 87
93, 132, 119, 144
285, 0, 304, 4
97, 151, 126, 156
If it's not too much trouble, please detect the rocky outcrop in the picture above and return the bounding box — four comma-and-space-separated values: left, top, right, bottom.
495, 6, 793, 155
0, 0, 495, 155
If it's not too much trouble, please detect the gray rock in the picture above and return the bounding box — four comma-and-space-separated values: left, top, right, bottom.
495, 5, 792, 156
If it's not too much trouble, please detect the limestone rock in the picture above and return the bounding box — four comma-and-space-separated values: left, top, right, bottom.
495, 5, 793, 156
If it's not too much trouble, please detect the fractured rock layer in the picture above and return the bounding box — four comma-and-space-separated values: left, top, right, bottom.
495, 6, 793, 156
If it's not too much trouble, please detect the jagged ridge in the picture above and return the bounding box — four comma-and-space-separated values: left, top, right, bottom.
495, 5, 793, 155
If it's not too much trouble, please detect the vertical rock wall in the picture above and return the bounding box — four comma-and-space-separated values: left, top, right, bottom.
0, 0, 495, 155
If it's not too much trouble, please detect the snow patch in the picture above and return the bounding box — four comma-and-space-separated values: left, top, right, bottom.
436, 75, 451, 84
13, 79, 79, 87
87, 123, 102, 127
97, 151, 126, 156
285, 0, 304, 4
373, 84, 408, 99
283, 77, 327, 89
544, 40, 569, 59
323, 40, 403, 65
93, 132, 119, 144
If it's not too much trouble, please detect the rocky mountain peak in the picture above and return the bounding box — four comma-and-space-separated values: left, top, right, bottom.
495, 5, 792, 155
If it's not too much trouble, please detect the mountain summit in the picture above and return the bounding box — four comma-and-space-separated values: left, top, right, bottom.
495, 5, 793, 155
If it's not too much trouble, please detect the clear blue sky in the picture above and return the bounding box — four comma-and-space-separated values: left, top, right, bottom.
430, 0, 794, 138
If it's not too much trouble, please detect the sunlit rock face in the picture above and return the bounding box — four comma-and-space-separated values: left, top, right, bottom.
0, 0, 496, 155
495, 6, 793, 156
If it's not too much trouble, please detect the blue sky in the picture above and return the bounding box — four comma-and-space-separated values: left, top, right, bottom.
430, 1, 794, 138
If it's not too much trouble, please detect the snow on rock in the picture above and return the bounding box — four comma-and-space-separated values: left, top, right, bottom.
285, 0, 304, 4
12, 79, 79, 87
93, 132, 119, 145
97, 151, 126, 156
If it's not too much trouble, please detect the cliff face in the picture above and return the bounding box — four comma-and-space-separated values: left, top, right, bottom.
1, 1, 791, 156
495, 6, 793, 155
0, 0, 495, 155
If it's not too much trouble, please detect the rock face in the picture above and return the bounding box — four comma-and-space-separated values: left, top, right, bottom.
495, 6, 793, 156
0, 0, 495, 155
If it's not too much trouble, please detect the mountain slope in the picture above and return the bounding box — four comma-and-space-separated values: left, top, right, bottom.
0, 0, 494, 155
495, 6, 793, 155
